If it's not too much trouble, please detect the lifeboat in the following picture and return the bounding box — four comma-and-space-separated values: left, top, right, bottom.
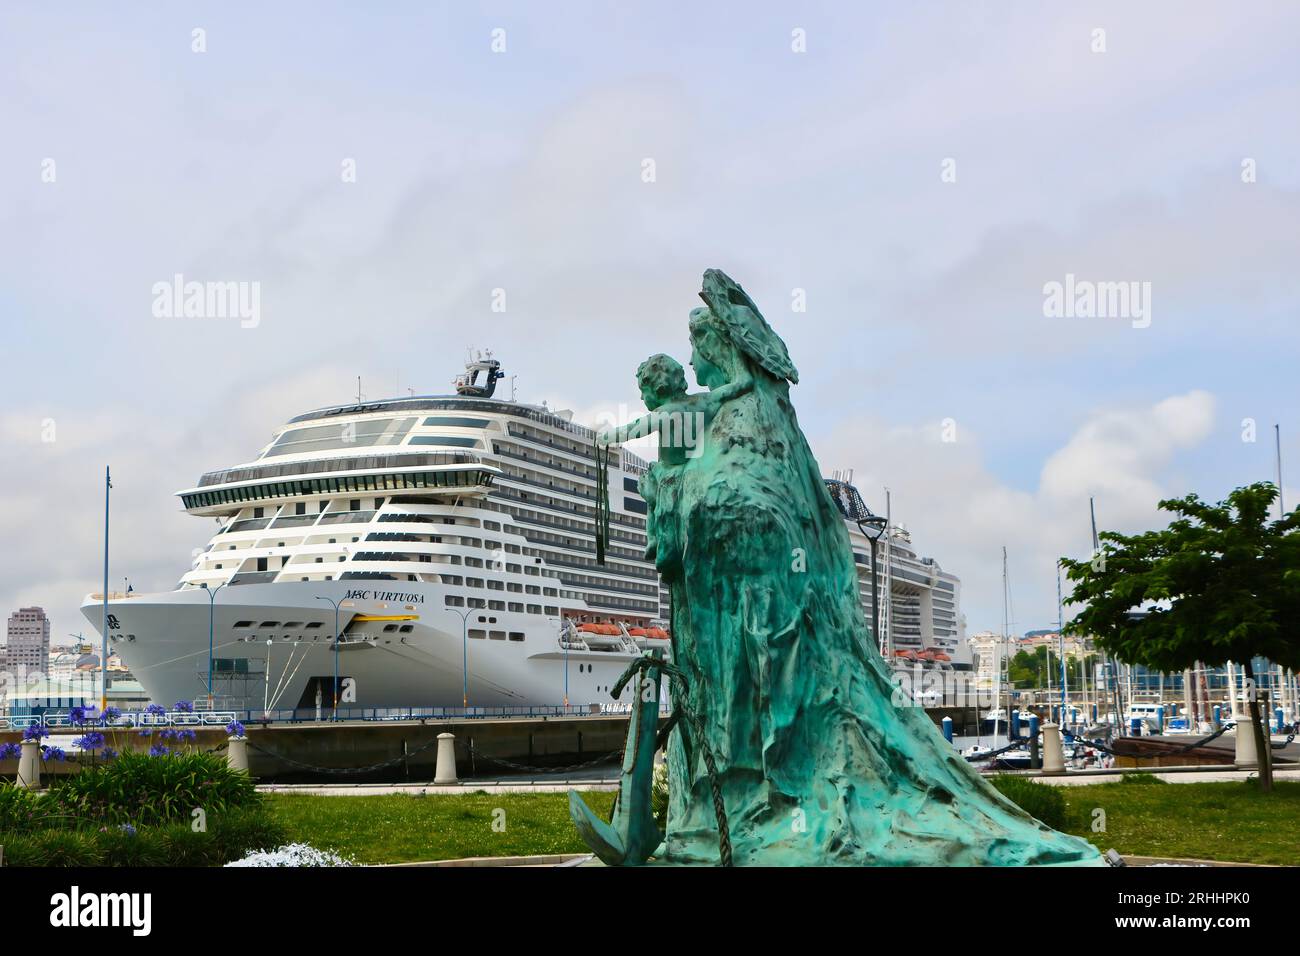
578, 623, 621, 636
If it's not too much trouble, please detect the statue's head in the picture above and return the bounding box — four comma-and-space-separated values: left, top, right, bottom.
688, 307, 731, 389
636, 353, 688, 410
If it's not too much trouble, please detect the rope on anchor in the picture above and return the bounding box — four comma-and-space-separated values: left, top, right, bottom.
611, 655, 732, 867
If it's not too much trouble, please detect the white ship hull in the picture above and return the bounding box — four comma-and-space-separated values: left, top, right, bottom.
81, 581, 640, 713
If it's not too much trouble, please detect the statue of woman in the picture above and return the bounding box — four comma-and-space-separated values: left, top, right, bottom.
654, 270, 1100, 866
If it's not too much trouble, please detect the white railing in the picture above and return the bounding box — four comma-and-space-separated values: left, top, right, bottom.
1, 710, 240, 731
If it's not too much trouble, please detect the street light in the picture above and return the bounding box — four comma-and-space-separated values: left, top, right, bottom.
315, 596, 354, 721
857, 512, 888, 657
441, 606, 473, 709
200, 581, 228, 708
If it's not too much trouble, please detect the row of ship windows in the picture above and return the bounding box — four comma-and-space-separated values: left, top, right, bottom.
478, 497, 646, 548
486, 476, 645, 529
444, 595, 558, 615
505, 422, 592, 459
263, 417, 496, 458
267, 418, 608, 463
184, 469, 494, 510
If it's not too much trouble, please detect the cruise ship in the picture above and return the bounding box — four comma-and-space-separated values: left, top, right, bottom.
82, 356, 669, 713
82, 357, 966, 713
826, 477, 971, 672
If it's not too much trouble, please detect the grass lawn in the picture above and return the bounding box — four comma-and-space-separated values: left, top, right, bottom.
1055, 780, 1300, 866
265, 790, 616, 864
266, 781, 1300, 865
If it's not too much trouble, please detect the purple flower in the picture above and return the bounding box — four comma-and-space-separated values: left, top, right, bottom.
158, 728, 176, 741
74, 731, 106, 752
145, 703, 166, 717
173, 700, 194, 714
148, 745, 170, 757
41, 746, 67, 761
0, 742, 21, 760
137, 729, 152, 738
102, 747, 118, 760
226, 720, 246, 738
118, 824, 137, 837
68, 705, 89, 726
176, 729, 197, 742
102, 706, 122, 722
21, 725, 46, 742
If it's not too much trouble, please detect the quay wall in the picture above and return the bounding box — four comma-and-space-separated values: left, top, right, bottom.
0, 706, 974, 782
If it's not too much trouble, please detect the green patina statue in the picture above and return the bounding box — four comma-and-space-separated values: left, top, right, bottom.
571, 269, 1101, 867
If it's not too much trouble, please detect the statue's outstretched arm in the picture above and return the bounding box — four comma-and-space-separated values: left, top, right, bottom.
597, 414, 657, 446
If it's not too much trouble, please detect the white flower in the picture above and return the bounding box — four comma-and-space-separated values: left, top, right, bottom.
225, 843, 355, 867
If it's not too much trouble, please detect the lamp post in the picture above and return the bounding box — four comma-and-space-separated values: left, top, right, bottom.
100, 466, 111, 714
442, 606, 473, 709
857, 512, 888, 657
200, 581, 229, 708
315, 596, 353, 721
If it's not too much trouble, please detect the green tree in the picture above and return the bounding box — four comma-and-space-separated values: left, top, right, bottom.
1060, 482, 1300, 792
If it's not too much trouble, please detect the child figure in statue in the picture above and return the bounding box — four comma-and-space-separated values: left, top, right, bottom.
599, 353, 751, 578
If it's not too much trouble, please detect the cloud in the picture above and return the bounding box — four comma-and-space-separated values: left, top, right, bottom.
0, 366, 360, 640
812, 390, 1217, 634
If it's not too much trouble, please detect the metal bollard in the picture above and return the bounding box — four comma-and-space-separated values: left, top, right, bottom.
16, 738, 41, 790
434, 732, 458, 785
941, 716, 953, 745
227, 735, 249, 774
1234, 712, 1258, 768
1040, 723, 1066, 774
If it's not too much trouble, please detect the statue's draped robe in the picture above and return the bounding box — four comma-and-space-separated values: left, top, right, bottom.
659, 373, 1101, 865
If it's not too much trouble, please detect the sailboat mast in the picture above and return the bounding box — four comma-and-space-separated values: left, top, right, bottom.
1057, 560, 1067, 724
1091, 496, 1125, 735
997, 546, 1008, 741
1277, 424, 1286, 519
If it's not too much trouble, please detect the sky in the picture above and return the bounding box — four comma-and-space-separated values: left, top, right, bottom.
1, 1, 1297, 643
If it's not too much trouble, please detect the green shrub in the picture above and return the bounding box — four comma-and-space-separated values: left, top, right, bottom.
28, 830, 104, 867
0, 808, 287, 867
49, 751, 258, 827
157, 824, 220, 867
0, 783, 64, 830
0, 835, 43, 866
988, 774, 1071, 831
210, 807, 288, 859
97, 827, 169, 867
